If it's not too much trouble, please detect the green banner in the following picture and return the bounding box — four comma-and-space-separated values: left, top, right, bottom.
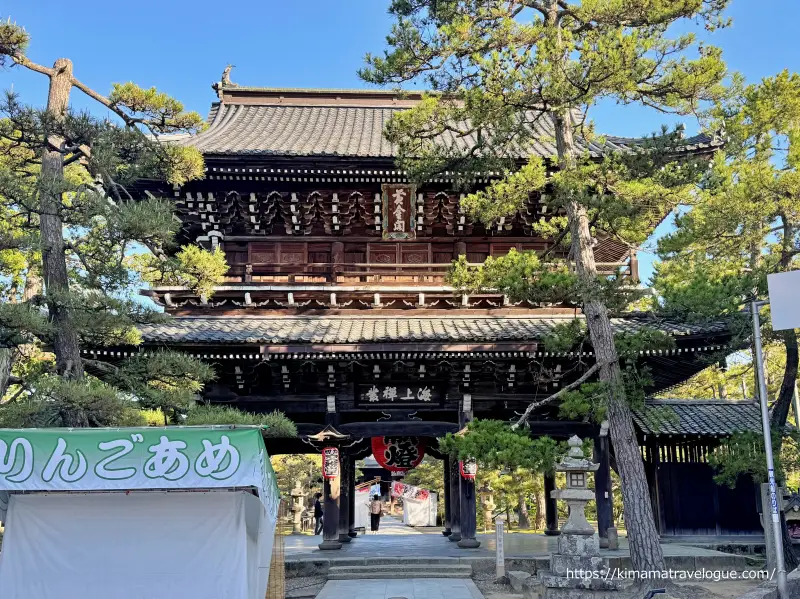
0, 427, 278, 514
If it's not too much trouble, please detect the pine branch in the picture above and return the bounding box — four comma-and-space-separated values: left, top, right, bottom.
511, 362, 600, 429
10, 52, 53, 77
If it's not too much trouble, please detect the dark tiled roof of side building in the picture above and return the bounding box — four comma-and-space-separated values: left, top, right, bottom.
177, 87, 722, 159
632, 399, 763, 437
137, 315, 728, 346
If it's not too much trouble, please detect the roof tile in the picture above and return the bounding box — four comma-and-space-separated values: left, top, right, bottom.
137, 315, 726, 346
181, 103, 719, 159
632, 400, 762, 437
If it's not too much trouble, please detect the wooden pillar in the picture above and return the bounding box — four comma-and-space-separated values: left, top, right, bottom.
643, 440, 665, 535
338, 456, 352, 543
442, 455, 452, 536
448, 456, 462, 542
544, 472, 560, 536
457, 408, 480, 548
594, 433, 613, 541
347, 456, 357, 538
319, 450, 342, 550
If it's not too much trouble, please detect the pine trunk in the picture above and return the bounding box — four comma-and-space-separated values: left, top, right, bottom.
771, 331, 799, 432
533, 490, 545, 530
553, 108, 666, 572
0, 348, 12, 399
517, 494, 531, 529
771, 218, 799, 434
39, 59, 83, 379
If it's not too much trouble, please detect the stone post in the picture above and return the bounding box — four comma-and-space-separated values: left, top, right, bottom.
495, 515, 506, 580
290, 481, 306, 535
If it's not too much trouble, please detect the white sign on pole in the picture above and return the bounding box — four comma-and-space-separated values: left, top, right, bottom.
768, 270, 800, 331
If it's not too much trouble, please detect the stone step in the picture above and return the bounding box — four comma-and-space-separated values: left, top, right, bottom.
363, 557, 463, 566
327, 564, 473, 580
328, 571, 472, 580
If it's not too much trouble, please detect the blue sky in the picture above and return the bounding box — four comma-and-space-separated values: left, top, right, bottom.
5, 0, 799, 282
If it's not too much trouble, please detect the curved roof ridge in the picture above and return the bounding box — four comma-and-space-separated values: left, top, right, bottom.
646, 398, 757, 405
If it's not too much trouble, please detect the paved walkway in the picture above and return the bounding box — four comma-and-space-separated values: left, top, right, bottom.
315, 578, 485, 599
286, 516, 733, 560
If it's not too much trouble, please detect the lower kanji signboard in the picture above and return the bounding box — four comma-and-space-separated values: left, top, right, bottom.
356, 381, 445, 408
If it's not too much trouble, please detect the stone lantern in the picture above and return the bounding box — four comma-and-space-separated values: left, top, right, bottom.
533, 435, 620, 598
290, 480, 307, 535
555, 436, 598, 548
478, 482, 495, 532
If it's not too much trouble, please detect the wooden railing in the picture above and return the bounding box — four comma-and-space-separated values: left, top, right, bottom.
222, 259, 636, 285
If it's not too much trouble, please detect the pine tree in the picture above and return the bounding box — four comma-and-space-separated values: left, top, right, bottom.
654, 70, 800, 569
657, 70, 800, 432
0, 18, 261, 428
362, 0, 731, 571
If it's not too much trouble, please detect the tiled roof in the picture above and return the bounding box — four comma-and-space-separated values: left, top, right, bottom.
137, 315, 727, 346
632, 400, 762, 437
181, 101, 720, 159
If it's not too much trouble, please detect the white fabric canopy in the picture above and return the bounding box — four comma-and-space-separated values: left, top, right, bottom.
0, 490, 273, 599
402, 493, 438, 527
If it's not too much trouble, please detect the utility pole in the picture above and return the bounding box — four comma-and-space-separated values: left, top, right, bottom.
751, 300, 788, 598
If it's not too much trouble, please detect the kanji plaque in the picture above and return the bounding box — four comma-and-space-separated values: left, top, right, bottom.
382, 184, 417, 240
356, 382, 444, 408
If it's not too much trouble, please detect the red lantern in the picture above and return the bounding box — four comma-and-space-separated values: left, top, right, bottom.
371, 436, 425, 472
460, 458, 477, 480
322, 447, 340, 479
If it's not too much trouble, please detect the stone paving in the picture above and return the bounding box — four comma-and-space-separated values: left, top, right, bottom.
314, 578, 485, 599
286, 516, 738, 562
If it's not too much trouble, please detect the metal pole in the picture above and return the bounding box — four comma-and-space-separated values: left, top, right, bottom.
752, 300, 788, 598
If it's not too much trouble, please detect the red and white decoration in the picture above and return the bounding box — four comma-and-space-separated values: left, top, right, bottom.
391, 481, 430, 502
371, 436, 425, 473
460, 458, 477, 480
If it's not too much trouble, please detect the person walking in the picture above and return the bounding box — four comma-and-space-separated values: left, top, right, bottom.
369, 494, 383, 534
313, 492, 324, 535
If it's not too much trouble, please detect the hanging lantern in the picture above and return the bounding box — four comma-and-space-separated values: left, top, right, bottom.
322, 447, 340, 479
460, 457, 477, 480
371, 436, 425, 472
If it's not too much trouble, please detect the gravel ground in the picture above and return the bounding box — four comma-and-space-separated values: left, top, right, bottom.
473, 572, 763, 599
473, 571, 515, 597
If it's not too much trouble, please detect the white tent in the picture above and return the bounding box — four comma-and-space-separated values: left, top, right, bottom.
0, 426, 280, 599
402, 493, 438, 527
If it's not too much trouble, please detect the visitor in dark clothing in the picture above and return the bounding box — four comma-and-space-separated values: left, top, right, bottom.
314, 492, 324, 535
